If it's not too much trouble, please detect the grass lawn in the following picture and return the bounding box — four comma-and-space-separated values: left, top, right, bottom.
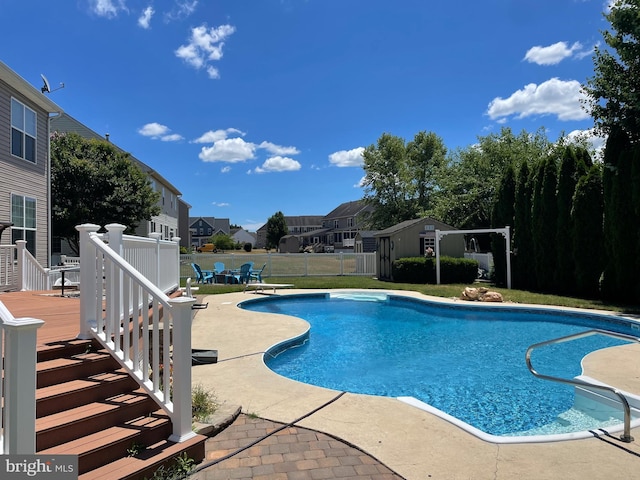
184, 276, 640, 315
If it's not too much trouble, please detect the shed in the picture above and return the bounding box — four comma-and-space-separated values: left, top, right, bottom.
373, 217, 463, 281
354, 231, 378, 253
279, 235, 301, 253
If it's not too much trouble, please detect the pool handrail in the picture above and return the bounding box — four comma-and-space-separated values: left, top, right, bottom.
525, 328, 640, 443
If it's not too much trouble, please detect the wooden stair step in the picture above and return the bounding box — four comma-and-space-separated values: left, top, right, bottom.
40, 410, 172, 475
78, 434, 207, 480
37, 350, 119, 387
36, 389, 158, 451
37, 369, 139, 417
37, 339, 97, 362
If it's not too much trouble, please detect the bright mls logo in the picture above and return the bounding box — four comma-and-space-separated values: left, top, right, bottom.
2, 455, 77, 479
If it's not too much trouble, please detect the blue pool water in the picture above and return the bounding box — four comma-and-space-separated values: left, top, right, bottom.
240, 292, 639, 437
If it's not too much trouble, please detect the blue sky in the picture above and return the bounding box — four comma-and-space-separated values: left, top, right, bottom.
1, 0, 613, 232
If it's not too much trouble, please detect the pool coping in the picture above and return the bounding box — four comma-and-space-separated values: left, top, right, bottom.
191, 289, 640, 480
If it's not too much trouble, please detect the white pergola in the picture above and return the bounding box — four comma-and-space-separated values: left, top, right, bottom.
434, 227, 511, 289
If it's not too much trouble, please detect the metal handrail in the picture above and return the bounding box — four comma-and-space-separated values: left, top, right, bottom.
525, 328, 640, 443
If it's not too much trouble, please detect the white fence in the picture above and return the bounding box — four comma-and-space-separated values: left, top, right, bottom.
182, 252, 377, 279
464, 252, 494, 272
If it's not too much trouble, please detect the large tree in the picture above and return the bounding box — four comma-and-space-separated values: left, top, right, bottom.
405, 131, 446, 216
583, 0, 640, 143
51, 132, 160, 254
429, 127, 551, 230
265, 211, 288, 250
361, 133, 417, 229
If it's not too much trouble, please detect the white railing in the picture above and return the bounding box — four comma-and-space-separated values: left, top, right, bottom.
77, 224, 196, 443
16, 240, 51, 291
121, 231, 180, 294
0, 301, 44, 454
0, 244, 17, 290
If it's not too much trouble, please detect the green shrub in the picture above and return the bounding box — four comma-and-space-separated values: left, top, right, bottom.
392, 256, 478, 284
243, 242, 252, 252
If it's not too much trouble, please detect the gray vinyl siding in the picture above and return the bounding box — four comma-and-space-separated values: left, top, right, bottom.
0, 81, 50, 266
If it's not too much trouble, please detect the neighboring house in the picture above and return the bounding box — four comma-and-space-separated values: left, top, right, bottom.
178, 197, 192, 251
189, 216, 230, 249
373, 217, 463, 281
231, 227, 256, 247
255, 215, 323, 249
49, 113, 184, 261
0, 61, 62, 268
303, 200, 374, 251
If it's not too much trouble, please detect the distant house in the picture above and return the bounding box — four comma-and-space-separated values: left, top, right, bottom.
231, 227, 256, 247
0, 61, 62, 267
255, 215, 324, 249
189, 216, 230, 249
373, 217, 463, 281
50, 113, 184, 246
301, 200, 374, 251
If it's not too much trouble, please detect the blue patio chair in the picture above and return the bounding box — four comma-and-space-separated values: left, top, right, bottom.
237, 262, 254, 284
214, 262, 225, 274
191, 263, 214, 284
250, 263, 266, 283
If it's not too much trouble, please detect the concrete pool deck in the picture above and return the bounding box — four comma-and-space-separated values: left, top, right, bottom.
190, 289, 640, 479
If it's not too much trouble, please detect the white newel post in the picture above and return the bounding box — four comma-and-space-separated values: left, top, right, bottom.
173, 236, 181, 287
149, 232, 162, 287
106, 223, 125, 256
15, 240, 27, 291
3, 316, 44, 454
76, 224, 100, 339
168, 295, 197, 442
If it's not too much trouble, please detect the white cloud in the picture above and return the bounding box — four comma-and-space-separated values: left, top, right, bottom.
175, 23, 236, 78
193, 128, 245, 144
212, 201, 230, 207
524, 41, 587, 65
138, 6, 154, 29
165, 0, 198, 21
90, 0, 127, 18
254, 156, 301, 173
199, 137, 256, 162
565, 128, 607, 159
487, 78, 590, 121
354, 176, 366, 188
138, 122, 183, 141
329, 147, 365, 167
258, 141, 300, 156
160, 133, 184, 142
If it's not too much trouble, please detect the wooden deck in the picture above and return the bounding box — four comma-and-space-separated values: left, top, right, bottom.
0, 290, 81, 346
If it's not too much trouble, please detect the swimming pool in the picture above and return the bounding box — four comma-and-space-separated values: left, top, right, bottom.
240, 291, 640, 442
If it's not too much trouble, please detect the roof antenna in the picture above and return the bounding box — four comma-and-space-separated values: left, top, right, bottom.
40, 74, 64, 94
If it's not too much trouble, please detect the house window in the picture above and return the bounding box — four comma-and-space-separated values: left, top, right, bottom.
347, 218, 354, 228
11, 194, 36, 255
11, 98, 37, 163
334, 220, 339, 228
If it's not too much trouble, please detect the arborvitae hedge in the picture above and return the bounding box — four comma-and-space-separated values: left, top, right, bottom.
513, 161, 535, 290
391, 256, 479, 284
